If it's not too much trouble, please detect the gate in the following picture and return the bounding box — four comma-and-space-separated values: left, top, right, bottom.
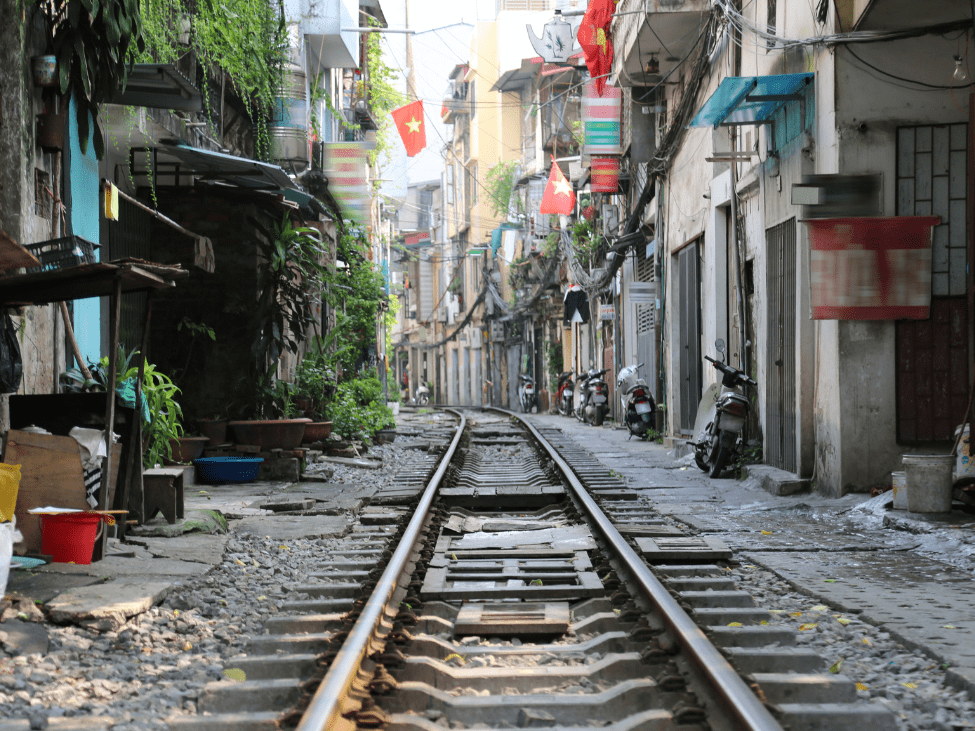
895, 124, 970, 442
766, 217, 797, 472
676, 242, 701, 434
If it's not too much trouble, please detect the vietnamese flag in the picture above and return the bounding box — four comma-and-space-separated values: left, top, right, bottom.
539, 156, 576, 215
392, 100, 426, 157
577, 0, 616, 96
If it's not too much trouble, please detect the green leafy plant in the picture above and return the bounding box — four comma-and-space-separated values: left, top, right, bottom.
324, 375, 394, 441
251, 214, 329, 401
546, 340, 563, 381
570, 217, 602, 267
34, 0, 146, 158
60, 348, 183, 468
484, 160, 520, 219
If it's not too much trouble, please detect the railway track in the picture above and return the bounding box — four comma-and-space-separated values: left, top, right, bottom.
169, 409, 896, 731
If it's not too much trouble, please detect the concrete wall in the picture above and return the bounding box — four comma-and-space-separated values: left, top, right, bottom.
0, 4, 65, 411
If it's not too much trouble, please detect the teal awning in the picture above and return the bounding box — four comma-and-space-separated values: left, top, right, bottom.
689, 73, 814, 128
490, 222, 520, 256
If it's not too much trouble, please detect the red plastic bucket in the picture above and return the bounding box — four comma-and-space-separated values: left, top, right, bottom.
41, 513, 103, 564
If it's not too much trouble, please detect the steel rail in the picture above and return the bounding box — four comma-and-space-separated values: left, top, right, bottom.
501, 410, 784, 731
295, 410, 466, 731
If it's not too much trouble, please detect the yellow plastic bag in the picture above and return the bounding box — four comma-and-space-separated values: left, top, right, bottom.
0, 463, 22, 523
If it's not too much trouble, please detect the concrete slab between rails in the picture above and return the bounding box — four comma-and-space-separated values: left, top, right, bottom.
231, 514, 351, 541
742, 464, 812, 496
744, 550, 975, 696
0, 719, 116, 730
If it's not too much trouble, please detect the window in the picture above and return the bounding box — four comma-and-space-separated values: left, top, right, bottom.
767, 0, 777, 49
418, 189, 433, 231
446, 166, 454, 205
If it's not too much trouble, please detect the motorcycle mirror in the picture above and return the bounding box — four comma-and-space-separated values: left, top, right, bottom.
715, 339, 726, 353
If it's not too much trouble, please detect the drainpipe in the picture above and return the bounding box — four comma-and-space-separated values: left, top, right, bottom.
729, 129, 747, 373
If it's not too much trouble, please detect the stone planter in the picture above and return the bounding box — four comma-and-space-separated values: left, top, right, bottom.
198, 419, 228, 446
229, 419, 309, 450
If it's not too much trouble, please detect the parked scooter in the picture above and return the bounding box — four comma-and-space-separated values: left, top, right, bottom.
411, 383, 430, 406
518, 374, 537, 413
555, 371, 575, 416
692, 339, 756, 478
617, 363, 656, 438
576, 367, 610, 426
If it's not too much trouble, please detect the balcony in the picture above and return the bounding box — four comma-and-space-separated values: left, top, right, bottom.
611, 0, 709, 87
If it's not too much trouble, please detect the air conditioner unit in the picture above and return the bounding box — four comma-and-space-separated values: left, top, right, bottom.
437, 308, 448, 323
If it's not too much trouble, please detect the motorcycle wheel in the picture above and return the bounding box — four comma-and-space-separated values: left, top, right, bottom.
709, 446, 731, 478
592, 408, 604, 427
418, 393, 429, 406
694, 450, 709, 472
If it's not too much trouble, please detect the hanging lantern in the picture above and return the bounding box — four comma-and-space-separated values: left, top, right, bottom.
526, 10, 577, 64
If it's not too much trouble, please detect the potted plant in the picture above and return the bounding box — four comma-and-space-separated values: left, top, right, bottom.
60, 349, 184, 468
33, 0, 145, 159
228, 215, 327, 449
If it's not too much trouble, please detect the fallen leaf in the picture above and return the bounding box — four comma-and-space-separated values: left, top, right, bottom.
835, 617, 852, 626
824, 579, 837, 583
810, 605, 829, 612
856, 682, 868, 691
790, 612, 803, 617
443, 654, 465, 664
901, 682, 917, 689
278, 545, 290, 550
829, 659, 843, 674
942, 624, 956, 629
743, 565, 757, 569
183, 642, 193, 651
173, 610, 180, 617
222, 668, 247, 682
862, 637, 873, 647
760, 620, 769, 625
198, 490, 209, 496
256, 595, 267, 601
798, 623, 818, 631
252, 559, 260, 567
235, 559, 245, 566
761, 530, 773, 535
727, 622, 743, 627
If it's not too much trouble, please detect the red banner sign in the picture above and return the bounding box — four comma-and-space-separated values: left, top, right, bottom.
807, 216, 939, 320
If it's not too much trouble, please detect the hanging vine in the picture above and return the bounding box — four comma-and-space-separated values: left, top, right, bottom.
363, 20, 405, 173
137, 0, 289, 160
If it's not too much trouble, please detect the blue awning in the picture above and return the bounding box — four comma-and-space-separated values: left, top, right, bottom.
689, 73, 814, 128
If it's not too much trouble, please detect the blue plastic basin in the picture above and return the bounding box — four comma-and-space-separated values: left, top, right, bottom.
193, 457, 264, 484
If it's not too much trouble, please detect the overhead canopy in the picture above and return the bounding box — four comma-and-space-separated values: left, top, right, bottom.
491, 60, 536, 92
689, 73, 814, 128
155, 143, 297, 191
111, 64, 202, 112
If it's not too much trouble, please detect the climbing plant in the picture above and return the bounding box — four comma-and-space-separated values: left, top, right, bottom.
484, 160, 520, 219
362, 19, 405, 174
136, 0, 289, 160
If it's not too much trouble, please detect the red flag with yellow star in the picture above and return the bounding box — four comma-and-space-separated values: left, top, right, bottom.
540, 156, 576, 215
391, 100, 426, 157
577, 0, 615, 96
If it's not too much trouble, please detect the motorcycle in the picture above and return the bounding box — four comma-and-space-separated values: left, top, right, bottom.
555, 371, 575, 416
518, 374, 537, 413
411, 383, 430, 406
617, 363, 656, 438
692, 339, 756, 478
576, 367, 610, 426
